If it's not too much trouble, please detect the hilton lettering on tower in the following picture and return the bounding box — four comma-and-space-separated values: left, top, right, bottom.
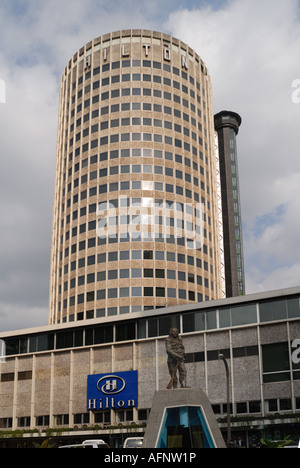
85, 44, 189, 70
87, 371, 138, 411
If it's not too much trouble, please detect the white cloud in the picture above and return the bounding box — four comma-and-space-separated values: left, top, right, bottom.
244, 171, 300, 291
0, 54, 58, 332
246, 263, 300, 295
166, 0, 300, 293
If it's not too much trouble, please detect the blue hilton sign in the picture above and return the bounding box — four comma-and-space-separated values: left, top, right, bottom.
87, 371, 138, 411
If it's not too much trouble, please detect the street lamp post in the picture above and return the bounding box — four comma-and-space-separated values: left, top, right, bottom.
218, 353, 231, 445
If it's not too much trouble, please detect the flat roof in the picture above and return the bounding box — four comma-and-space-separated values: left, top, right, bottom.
1, 286, 300, 339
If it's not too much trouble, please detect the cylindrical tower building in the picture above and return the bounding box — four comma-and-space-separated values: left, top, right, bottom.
49, 30, 223, 325
214, 110, 245, 297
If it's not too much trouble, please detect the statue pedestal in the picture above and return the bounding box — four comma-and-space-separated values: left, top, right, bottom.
142, 388, 226, 449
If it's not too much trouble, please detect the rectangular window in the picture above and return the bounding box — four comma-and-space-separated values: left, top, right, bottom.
120, 287, 129, 298
86, 291, 94, 302
144, 287, 153, 297
183, 312, 206, 333
156, 287, 165, 297
132, 268, 142, 278
116, 323, 136, 342
144, 250, 153, 260
178, 254, 185, 264
168, 288, 176, 298
108, 288, 118, 299
262, 342, 291, 383
231, 304, 257, 326
132, 287, 142, 297
260, 300, 287, 322
97, 290, 106, 300
108, 252, 118, 261
159, 315, 180, 336
287, 298, 300, 318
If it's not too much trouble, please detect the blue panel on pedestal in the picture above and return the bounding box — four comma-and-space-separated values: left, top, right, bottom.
156, 405, 215, 449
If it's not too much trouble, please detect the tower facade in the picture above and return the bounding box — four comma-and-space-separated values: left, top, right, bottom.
214, 111, 245, 297
49, 30, 223, 325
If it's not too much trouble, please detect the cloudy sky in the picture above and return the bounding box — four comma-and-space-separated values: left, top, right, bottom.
0, 0, 300, 331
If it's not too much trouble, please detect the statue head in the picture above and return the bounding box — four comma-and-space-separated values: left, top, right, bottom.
169, 328, 179, 339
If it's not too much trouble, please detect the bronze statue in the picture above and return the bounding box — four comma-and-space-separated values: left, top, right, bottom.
165, 328, 188, 389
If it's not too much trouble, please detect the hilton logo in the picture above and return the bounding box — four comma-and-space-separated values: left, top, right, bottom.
97, 375, 126, 395
87, 371, 138, 411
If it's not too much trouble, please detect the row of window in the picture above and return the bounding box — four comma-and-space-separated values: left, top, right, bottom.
2, 337, 299, 389
74, 100, 200, 122
66, 180, 205, 206
63, 303, 212, 323
66, 213, 202, 231
64, 268, 204, 288
62, 194, 211, 235
70, 90, 203, 125
78, 114, 203, 133
67, 90, 206, 150
65, 221, 203, 243
91, 163, 205, 181
71, 92, 200, 129
2, 396, 299, 431
72, 116, 204, 144
66, 148, 208, 192
103, 180, 203, 197
73, 60, 203, 92
65, 156, 208, 201
0, 408, 145, 429
96, 197, 204, 214
185, 339, 300, 384
64, 287, 202, 306
213, 398, 300, 417
61, 233, 207, 253
73, 78, 201, 107
183, 298, 300, 330
61, 250, 211, 274
2, 395, 298, 431
77, 71, 199, 95
69, 146, 205, 166
69, 131, 206, 160
3, 297, 300, 357
60, 237, 212, 276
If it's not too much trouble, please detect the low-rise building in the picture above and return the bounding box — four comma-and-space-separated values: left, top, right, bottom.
1, 286, 300, 447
